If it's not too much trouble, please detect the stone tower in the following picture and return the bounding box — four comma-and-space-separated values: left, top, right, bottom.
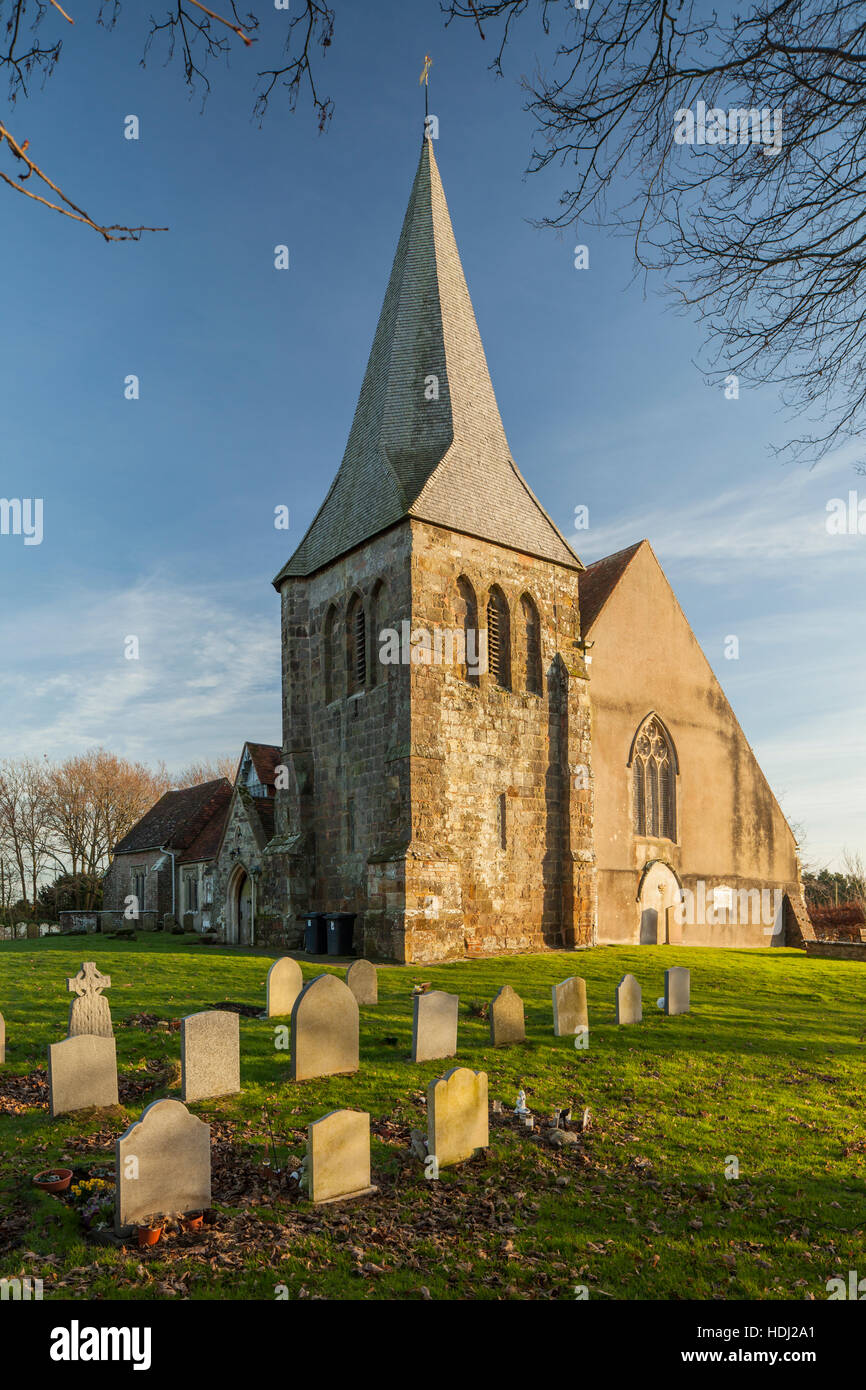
271, 134, 596, 963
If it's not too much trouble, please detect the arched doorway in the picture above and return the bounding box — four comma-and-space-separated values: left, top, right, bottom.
636, 861, 681, 944
227, 864, 254, 945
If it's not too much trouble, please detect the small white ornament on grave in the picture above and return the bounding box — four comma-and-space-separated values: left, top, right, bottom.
656, 997, 665, 1010
514, 1088, 529, 1116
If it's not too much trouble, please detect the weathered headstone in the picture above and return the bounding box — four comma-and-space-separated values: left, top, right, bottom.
0, 1011, 5, 1063
615, 973, 642, 1025
427, 1067, 488, 1169
411, 990, 458, 1063
266, 956, 303, 1017
489, 984, 525, 1045
25, 923, 38, 940
67, 961, 113, 1038
48, 1034, 118, 1117
290, 973, 359, 1081
664, 966, 690, 1016
182, 913, 194, 932
116, 1099, 210, 1230
552, 976, 588, 1037
181, 1011, 240, 1102
307, 1109, 377, 1205
346, 958, 378, 1006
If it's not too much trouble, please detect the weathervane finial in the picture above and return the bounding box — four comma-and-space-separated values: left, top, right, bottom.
419, 54, 432, 123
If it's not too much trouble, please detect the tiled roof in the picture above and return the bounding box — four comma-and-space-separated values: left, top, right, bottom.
179, 785, 233, 864
275, 136, 580, 583
112, 779, 232, 859
244, 742, 281, 787
578, 541, 646, 633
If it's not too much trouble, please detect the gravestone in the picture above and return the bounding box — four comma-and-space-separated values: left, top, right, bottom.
266, 956, 303, 1017
346, 959, 378, 1006
48, 1034, 118, 1117
665, 905, 683, 945
412, 990, 458, 1063
307, 1109, 377, 1205
25, 923, 38, 940
182, 913, 194, 932
67, 962, 113, 1038
615, 974, 642, 1025
181, 1011, 240, 1102
427, 1067, 488, 1169
290, 973, 359, 1081
552, 976, 588, 1037
664, 966, 690, 1016
0, 1012, 5, 1063
489, 984, 525, 1045
116, 1098, 210, 1230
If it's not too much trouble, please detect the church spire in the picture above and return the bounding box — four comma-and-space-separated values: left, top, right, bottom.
276, 134, 580, 582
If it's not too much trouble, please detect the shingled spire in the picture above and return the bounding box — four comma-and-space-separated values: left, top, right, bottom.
275, 134, 580, 583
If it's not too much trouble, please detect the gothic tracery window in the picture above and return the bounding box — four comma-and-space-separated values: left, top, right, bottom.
632, 717, 677, 840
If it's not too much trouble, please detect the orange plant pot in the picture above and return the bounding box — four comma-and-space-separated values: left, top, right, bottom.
137, 1223, 163, 1248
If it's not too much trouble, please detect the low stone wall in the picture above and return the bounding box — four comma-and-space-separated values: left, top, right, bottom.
804, 940, 866, 962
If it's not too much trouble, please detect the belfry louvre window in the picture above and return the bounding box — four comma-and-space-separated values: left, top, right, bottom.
486, 587, 511, 690
632, 717, 677, 840
323, 606, 338, 703
521, 594, 542, 695
347, 596, 366, 694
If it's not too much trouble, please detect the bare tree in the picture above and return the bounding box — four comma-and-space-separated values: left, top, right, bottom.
444, 0, 866, 461
172, 756, 237, 787
0, 757, 54, 907
0, 0, 335, 238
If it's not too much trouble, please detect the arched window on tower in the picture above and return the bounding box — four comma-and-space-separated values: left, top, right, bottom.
346, 593, 367, 695
486, 586, 511, 690
456, 576, 479, 686
370, 579, 388, 685
631, 716, 677, 840
323, 605, 339, 704
520, 593, 542, 695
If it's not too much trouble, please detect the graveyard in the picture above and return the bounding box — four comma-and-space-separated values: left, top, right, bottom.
1, 933, 865, 1301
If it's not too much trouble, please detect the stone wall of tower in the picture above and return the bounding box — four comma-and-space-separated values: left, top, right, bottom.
402, 521, 596, 962
279, 523, 413, 952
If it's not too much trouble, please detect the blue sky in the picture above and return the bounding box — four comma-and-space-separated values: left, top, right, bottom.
1, 0, 862, 869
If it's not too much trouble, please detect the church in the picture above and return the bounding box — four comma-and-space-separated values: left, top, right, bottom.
107, 133, 812, 961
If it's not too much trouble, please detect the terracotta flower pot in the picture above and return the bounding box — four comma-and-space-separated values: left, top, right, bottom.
33, 1168, 73, 1194
181, 1211, 204, 1232
137, 1223, 163, 1248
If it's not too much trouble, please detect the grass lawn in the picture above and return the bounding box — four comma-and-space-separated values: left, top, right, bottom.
1, 934, 864, 1301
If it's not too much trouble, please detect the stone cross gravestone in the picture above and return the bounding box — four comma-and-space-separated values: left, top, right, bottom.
266, 956, 303, 1018
0, 1011, 5, 1063
290, 973, 359, 1081
181, 1010, 240, 1102
552, 976, 588, 1037
427, 1067, 489, 1169
412, 990, 459, 1063
48, 1034, 118, 1118
307, 1109, 377, 1205
615, 974, 642, 1025
346, 959, 378, 1006
489, 984, 525, 1045
116, 1098, 211, 1230
67, 962, 113, 1038
664, 966, 690, 1016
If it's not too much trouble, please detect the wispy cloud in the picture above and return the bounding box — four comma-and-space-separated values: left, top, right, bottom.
0, 570, 280, 768
573, 447, 866, 576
